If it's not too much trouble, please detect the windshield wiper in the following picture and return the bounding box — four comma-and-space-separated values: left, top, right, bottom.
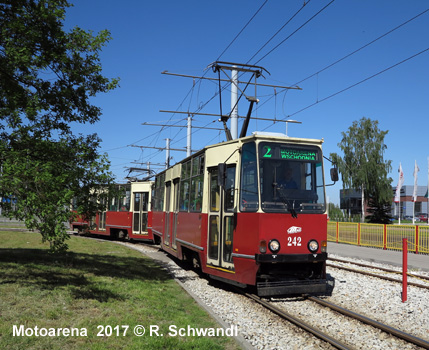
275, 184, 299, 218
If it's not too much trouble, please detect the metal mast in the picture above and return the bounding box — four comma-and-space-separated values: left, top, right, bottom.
230, 67, 238, 139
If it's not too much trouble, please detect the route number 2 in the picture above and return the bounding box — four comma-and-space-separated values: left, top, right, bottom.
287, 237, 302, 246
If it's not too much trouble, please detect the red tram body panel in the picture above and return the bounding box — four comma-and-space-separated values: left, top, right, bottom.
152, 133, 333, 296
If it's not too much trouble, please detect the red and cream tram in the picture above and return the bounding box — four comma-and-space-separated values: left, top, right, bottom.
152, 132, 336, 296
71, 181, 154, 241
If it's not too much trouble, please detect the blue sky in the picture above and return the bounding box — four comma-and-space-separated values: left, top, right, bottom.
65, 0, 429, 204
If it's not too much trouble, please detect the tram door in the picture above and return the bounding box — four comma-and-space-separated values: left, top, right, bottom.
172, 179, 180, 250
164, 182, 171, 246
207, 165, 236, 270
132, 192, 149, 235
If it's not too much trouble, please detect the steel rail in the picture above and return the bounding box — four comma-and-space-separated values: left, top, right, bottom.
307, 296, 429, 349
326, 262, 429, 290
244, 292, 354, 350
329, 257, 429, 281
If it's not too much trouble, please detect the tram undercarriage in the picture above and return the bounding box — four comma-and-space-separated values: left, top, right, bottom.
256, 254, 327, 296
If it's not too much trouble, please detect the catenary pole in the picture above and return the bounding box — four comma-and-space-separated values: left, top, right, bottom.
165, 138, 170, 169
187, 115, 192, 157
231, 67, 238, 139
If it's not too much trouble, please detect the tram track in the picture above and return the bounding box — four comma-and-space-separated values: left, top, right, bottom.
73, 235, 429, 349
244, 292, 352, 350
327, 257, 429, 290
243, 292, 429, 350
305, 296, 429, 349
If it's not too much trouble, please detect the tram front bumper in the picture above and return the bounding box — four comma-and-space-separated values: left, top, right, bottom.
255, 253, 328, 296
257, 279, 327, 296
255, 252, 327, 263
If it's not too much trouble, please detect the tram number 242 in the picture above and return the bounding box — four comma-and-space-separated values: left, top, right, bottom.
287, 236, 302, 246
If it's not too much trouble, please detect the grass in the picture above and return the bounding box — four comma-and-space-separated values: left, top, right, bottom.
0, 231, 240, 350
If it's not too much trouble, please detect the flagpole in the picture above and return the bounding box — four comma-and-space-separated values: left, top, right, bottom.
395, 163, 404, 225
398, 196, 401, 225
412, 160, 419, 225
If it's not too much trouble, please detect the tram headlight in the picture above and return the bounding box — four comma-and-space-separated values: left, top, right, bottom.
269, 239, 280, 253
308, 240, 319, 253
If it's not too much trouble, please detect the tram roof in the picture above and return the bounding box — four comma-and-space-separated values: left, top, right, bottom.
156, 132, 325, 176
204, 132, 324, 150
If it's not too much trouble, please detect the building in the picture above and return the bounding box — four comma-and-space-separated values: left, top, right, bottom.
391, 185, 428, 219
340, 186, 429, 220
340, 189, 365, 215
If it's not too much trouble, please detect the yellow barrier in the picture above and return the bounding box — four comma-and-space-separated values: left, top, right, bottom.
328, 221, 428, 255
418, 226, 429, 254
360, 223, 384, 248
327, 221, 337, 242
337, 222, 359, 245
385, 225, 416, 251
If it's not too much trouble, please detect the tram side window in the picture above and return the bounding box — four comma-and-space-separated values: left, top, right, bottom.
240, 142, 258, 212
190, 175, 203, 212
142, 192, 149, 211
315, 163, 325, 206
110, 197, 117, 211
180, 155, 205, 212
190, 155, 204, 212
209, 170, 219, 212
109, 185, 119, 211
179, 160, 191, 211
154, 173, 165, 211
134, 192, 141, 213
117, 185, 131, 212
225, 166, 236, 212
179, 180, 190, 211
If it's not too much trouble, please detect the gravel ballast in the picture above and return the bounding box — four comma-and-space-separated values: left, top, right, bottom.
124, 242, 429, 350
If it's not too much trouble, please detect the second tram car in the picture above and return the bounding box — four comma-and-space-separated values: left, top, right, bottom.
71, 181, 154, 241
152, 132, 336, 296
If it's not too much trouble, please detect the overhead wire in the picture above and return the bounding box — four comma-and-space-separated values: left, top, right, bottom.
287, 47, 429, 118
182, 1, 319, 144
162, 0, 271, 151
260, 47, 429, 131
155, 0, 270, 145
253, 0, 336, 65
143, 0, 315, 159
167, 0, 333, 149
207, 0, 330, 127
246, 0, 312, 64
118, 3, 272, 173
252, 7, 429, 122
217, 0, 269, 61
293, 7, 429, 87
128, 2, 427, 171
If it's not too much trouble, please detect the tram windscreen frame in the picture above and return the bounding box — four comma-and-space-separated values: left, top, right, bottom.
258, 142, 326, 214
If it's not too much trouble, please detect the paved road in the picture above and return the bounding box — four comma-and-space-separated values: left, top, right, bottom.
328, 242, 429, 272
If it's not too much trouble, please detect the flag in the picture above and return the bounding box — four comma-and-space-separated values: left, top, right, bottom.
412, 160, 419, 202
394, 163, 404, 203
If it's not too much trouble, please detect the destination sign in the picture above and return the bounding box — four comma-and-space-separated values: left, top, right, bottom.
260, 143, 319, 161
280, 148, 317, 161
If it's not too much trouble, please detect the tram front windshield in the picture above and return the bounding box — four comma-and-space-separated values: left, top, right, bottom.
239, 141, 326, 213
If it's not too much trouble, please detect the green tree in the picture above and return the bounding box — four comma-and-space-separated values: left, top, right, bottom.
365, 195, 392, 224
327, 203, 344, 221
330, 117, 393, 223
0, 0, 119, 251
